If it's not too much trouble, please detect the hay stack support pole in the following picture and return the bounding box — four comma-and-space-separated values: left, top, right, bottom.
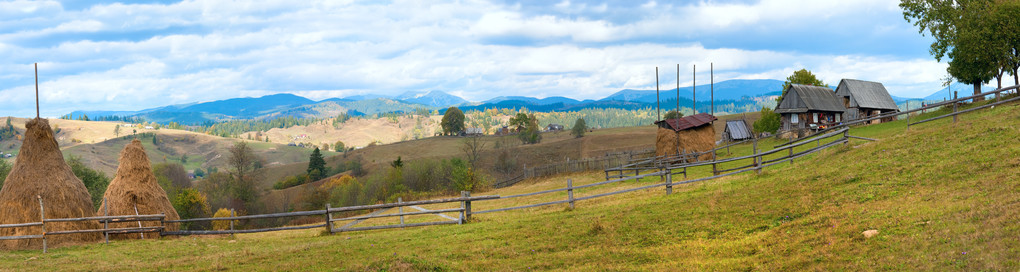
35, 63, 39, 118
37, 196, 46, 253
134, 204, 145, 239
103, 198, 109, 244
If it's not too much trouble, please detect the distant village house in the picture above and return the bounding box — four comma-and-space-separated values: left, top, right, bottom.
722, 119, 753, 142
546, 124, 563, 132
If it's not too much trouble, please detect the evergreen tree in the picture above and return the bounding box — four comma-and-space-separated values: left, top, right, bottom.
307, 147, 326, 181
571, 118, 587, 138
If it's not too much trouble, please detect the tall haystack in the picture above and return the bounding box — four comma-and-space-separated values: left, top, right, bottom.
98, 139, 180, 239
0, 118, 101, 250
655, 113, 718, 161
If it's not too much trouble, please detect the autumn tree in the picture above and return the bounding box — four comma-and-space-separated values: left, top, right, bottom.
441, 107, 465, 135
226, 141, 264, 211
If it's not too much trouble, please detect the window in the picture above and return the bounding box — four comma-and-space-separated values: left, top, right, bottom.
791, 114, 799, 124
836, 114, 841, 123
813, 113, 818, 123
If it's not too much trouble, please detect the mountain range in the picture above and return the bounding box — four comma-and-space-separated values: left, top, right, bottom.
68, 79, 959, 125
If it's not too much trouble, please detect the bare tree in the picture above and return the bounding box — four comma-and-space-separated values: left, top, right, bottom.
461, 136, 487, 167
227, 141, 264, 210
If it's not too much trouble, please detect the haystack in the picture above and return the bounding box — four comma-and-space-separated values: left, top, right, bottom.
0, 118, 100, 250
98, 139, 180, 239
655, 125, 716, 161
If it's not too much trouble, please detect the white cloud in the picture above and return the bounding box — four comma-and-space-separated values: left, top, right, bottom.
0, 0, 951, 117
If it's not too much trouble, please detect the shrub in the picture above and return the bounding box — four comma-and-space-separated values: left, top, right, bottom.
753, 106, 781, 134
172, 188, 211, 229
212, 208, 238, 231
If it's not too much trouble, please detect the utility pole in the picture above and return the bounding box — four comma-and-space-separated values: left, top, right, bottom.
676, 64, 679, 116
693, 64, 696, 115
35, 63, 39, 118
711, 62, 714, 116
656, 67, 660, 121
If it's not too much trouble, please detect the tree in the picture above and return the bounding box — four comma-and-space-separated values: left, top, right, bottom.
441, 107, 465, 135
307, 147, 326, 181
780, 69, 828, 98
508, 113, 530, 132
0, 159, 11, 189
226, 141, 264, 210
518, 113, 542, 144
390, 156, 403, 168
334, 140, 345, 152
114, 125, 120, 137
571, 118, 587, 138
992, 1, 1020, 88
753, 106, 781, 134
663, 110, 683, 120
461, 135, 487, 166
171, 188, 211, 229
901, 0, 1001, 100
67, 156, 110, 210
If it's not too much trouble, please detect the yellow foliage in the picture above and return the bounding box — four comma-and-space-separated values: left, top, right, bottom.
212, 208, 239, 231
319, 175, 355, 191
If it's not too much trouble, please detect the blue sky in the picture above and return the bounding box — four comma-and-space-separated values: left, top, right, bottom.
0, 0, 954, 117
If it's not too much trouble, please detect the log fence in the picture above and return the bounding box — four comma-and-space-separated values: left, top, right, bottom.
0, 196, 165, 253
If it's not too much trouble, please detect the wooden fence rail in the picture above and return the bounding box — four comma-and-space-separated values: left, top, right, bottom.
0, 196, 165, 253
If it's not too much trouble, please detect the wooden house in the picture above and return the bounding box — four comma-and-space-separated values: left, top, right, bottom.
546, 124, 564, 131
834, 79, 899, 124
775, 84, 846, 134
722, 119, 753, 142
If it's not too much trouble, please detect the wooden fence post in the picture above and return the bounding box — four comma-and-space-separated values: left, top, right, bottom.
103, 197, 109, 244
753, 137, 760, 174
567, 179, 575, 209
398, 197, 404, 225
946, 91, 954, 123
461, 191, 471, 223
906, 103, 911, 131
844, 129, 849, 146
666, 171, 673, 195
325, 203, 333, 234
229, 209, 235, 239
37, 196, 46, 253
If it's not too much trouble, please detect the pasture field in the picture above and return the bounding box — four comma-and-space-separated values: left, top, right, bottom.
1, 100, 1018, 271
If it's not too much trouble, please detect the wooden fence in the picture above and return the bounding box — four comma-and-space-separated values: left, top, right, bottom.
492, 148, 655, 188
0, 196, 166, 253
475, 128, 849, 215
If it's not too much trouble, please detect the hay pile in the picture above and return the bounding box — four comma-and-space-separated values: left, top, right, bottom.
98, 139, 180, 239
0, 118, 100, 250
655, 125, 716, 161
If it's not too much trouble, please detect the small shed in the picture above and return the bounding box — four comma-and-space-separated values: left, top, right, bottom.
776, 84, 846, 134
723, 120, 753, 142
653, 113, 717, 161
546, 124, 564, 131
494, 126, 511, 136
834, 79, 899, 124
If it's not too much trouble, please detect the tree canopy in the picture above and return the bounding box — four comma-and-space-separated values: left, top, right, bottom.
571, 118, 587, 138
780, 69, 828, 98
441, 107, 465, 135
307, 147, 326, 181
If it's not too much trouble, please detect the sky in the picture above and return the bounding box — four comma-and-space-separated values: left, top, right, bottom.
0, 0, 955, 118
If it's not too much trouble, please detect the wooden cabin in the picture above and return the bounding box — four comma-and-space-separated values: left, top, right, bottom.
834, 79, 899, 124
775, 84, 846, 136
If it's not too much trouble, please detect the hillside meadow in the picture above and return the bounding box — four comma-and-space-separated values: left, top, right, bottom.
0, 98, 1016, 270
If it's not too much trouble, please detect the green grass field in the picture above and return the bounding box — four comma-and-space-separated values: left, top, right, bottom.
2, 100, 1019, 271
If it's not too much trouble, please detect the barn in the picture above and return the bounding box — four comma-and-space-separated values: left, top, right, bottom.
775, 84, 846, 137
834, 79, 899, 124
722, 119, 753, 142
653, 113, 717, 161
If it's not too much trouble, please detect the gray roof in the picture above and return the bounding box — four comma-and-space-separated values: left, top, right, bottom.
724, 120, 753, 140
776, 84, 846, 114
834, 79, 898, 110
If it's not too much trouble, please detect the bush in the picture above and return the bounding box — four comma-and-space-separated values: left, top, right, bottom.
172, 188, 211, 229
273, 174, 310, 190
753, 106, 781, 134
0, 159, 10, 188
212, 208, 238, 231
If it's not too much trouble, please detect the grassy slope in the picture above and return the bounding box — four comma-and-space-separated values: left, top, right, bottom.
2, 101, 1019, 270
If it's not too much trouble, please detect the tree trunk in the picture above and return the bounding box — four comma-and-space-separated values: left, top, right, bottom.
973, 82, 984, 102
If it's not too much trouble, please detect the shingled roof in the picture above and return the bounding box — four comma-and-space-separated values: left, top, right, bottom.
834, 79, 898, 110
655, 113, 717, 132
775, 84, 846, 114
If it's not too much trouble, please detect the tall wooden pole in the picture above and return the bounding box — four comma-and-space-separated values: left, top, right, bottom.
656, 67, 660, 121
676, 64, 680, 116
693, 65, 696, 115
711, 63, 714, 116
35, 63, 39, 118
